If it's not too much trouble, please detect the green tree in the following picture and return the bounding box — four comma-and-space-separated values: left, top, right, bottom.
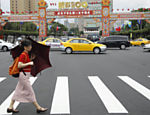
48, 22, 68, 36
130, 8, 150, 30
68, 27, 80, 36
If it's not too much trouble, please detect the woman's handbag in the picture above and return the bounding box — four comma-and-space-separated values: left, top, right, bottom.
9, 53, 27, 78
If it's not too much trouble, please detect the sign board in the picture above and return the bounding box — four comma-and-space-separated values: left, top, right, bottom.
46, 10, 102, 18
58, 2, 88, 9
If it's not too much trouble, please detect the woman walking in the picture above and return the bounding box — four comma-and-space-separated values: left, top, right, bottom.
7, 40, 48, 113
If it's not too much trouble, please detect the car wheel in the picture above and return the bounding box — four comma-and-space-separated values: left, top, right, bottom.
93, 47, 101, 54
120, 44, 126, 50
2, 46, 8, 52
141, 43, 145, 47
65, 47, 72, 54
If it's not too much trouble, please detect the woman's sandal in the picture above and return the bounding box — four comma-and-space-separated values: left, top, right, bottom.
36, 107, 48, 113
7, 108, 19, 113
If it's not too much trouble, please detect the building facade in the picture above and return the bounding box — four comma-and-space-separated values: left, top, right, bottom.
10, 0, 39, 15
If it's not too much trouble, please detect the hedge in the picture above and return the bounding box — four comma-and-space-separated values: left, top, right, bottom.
111, 28, 150, 40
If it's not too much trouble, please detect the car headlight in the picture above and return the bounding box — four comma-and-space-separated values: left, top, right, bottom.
101, 45, 107, 48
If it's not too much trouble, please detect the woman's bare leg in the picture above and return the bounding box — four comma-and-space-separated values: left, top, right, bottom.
33, 101, 41, 109
8, 99, 15, 109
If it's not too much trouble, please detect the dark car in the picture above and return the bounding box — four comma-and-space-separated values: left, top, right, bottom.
87, 34, 100, 42
96, 36, 131, 50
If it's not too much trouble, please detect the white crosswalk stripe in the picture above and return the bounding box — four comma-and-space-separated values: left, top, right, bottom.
0, 77, 37, 115
0, 77, 6, 83
50, 77, 70, 114
118, 76, 150, 100
148, 76, 150, 78
88, 76, 128, 113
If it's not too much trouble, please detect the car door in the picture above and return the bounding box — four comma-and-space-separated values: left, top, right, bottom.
133, 39, 138, 45
105, 37, 115, 47
79, 40, 93, 51
138, 39, 143, 45
69, 39, 80, 51
52, 39, 61, 49
45, 39, 53, 47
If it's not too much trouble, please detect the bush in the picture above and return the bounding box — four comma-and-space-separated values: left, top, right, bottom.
111, 28, 150, 40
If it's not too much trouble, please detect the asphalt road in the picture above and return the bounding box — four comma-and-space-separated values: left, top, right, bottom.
0, 47, 150, 115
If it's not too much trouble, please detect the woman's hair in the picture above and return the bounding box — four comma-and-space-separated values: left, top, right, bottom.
21, 40, 32, 47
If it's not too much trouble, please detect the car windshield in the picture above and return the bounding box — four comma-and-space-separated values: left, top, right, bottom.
46, 39, 53, 43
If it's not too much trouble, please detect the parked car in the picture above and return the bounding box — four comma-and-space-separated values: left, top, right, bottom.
87, 34, 100, 42
130, 38, 150, 46
61, 38, 107, 54
0, 39, 14, 52
38, 38, 64, 50
143, 44, 150, 51
96, 35, 131, 50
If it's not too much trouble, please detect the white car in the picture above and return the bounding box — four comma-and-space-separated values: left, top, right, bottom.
143, 44, 150, 51
0, 39, 15, 52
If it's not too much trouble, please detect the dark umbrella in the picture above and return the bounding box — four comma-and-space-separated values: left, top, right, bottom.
10, 37, 52, 77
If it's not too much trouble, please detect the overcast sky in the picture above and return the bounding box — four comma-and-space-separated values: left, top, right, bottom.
0, 0, 150, 12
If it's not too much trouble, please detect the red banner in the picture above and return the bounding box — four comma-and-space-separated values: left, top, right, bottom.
54, 10, 93, 16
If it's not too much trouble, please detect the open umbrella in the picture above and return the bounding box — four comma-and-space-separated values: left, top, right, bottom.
10, 37, 52, 77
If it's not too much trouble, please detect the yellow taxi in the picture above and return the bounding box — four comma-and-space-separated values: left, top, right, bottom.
61, 38, 107, 54
130, 38, 150, 46
38, 38, 64, 50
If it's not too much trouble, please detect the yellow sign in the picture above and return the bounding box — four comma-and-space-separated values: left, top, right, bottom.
102, 0, 110, 6
59, 2, 88, 9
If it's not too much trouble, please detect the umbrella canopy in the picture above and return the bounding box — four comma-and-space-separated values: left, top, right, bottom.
11, 37, 52, 77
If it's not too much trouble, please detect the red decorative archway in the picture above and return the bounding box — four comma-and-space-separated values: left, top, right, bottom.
0, 0, 150, 40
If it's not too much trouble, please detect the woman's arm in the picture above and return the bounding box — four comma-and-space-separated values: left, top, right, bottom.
18, 62, 33, 69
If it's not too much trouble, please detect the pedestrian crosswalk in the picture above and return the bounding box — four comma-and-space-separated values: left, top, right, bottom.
0, 75, 150, 115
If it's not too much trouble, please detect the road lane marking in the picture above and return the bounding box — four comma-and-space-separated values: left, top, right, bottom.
88, 76, 128, 113
50, 77, 70, 114
148, 76, 150, 78
0, 77, 6, 83
0, 77, 37, 115
118, 76, 150, 100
